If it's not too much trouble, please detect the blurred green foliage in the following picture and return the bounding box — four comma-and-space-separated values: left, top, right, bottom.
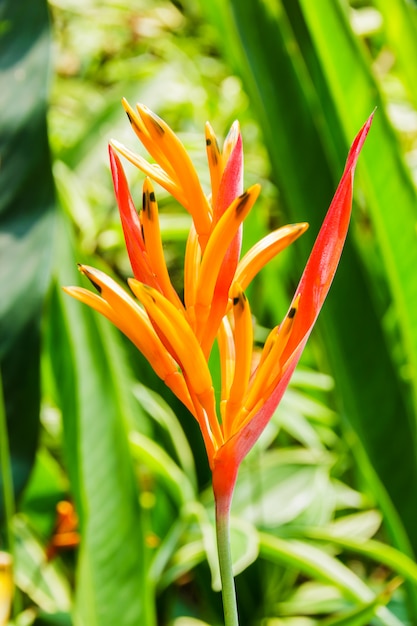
1, 0, 417, 625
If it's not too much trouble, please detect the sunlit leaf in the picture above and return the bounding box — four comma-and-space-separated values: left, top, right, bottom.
259, 534, 402, 625
204, 1, 417, 599
13, 515, 71, 613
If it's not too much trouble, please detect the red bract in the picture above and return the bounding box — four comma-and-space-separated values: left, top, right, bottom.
213, 113, 374, 500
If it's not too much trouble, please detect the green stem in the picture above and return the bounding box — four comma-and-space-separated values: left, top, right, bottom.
215, 486, 239, 626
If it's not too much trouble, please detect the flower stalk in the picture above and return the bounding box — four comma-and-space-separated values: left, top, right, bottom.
212, 462, 240, 625
215, 491, 239, 626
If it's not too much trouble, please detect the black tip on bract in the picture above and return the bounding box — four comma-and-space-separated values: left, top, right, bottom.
78, 265, 102, 294
235, 191, 250, 215
288, 306, 297, 319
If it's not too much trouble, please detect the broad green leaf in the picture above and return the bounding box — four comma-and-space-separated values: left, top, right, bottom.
290, 368, 334, 392
321, 599, 387, 626
299, 527, 417, 587
321, 579, 401, 626
31, 612, 72, 626
157, 517, 259, 595
332, 480, 370, 512
326, 510, 382, 540
275, 389, 335, 450
233, 450, 334, 527
0, 0, 55, 512
296, 0, 417, 539
280, 389, 336, 426
277, 581, 344, 617
46, 212, 154, 626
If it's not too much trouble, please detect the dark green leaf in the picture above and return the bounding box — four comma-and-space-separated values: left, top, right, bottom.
46, 212, 155, 626
0, 0, 55, 513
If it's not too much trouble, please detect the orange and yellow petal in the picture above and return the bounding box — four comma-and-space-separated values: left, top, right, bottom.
194, 184, 261, 339
205, 121, 223, 210
122, 98, 180, 183
223, 284, 253, 437
64, 266, 193, 411
141, 178, 185, 311
231, 296, 299, 436
234, 223, 309, 293
135, 103, 212, 245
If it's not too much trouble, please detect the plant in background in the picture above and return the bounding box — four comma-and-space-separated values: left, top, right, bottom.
64, 101, 372, 625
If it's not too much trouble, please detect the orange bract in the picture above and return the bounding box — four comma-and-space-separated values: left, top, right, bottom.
64, 103, 373, 496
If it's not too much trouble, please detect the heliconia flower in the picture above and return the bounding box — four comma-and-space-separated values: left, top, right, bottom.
64, 102, 373, 510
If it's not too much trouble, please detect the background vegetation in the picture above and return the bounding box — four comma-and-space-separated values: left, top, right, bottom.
1, 0, 417, 624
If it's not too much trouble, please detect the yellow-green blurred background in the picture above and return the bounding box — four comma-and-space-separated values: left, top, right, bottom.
1, 0, 417, 624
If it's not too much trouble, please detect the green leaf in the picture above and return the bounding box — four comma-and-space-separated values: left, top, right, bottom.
299, 527, 417, 588
46, 212, 155, 626
320, 599, 386, 626
296, 0, 417, 546
204, 0, 417, 570
132, 383, 197, 491
277, 581, 344, 618
129, 432, 196, 507
13, 515, 71, 614
259, 533, 402, 626
233, 450, 334, 527
325, 510, 383, 540
19, 447, 68, 539
0, 0, 55, 512
320, 579, 401, 626
149, 516, 190, 586
158, 539, 205, 592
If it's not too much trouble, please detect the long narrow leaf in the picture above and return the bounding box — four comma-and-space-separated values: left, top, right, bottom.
0, 0, 55, 511
297, 0, 417, 475
47, 212, 155, 626
204, 0, 417, 566
259, 534, 402, 626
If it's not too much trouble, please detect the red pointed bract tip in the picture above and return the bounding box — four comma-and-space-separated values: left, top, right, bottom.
213, 112, 374, 473
65, 103, 373, 499
109, 145, 154, 286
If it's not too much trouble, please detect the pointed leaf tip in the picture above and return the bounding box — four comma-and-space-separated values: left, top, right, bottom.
294, 113, 374, 331
215, 127, 244, 219
345, 110, 374, 172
